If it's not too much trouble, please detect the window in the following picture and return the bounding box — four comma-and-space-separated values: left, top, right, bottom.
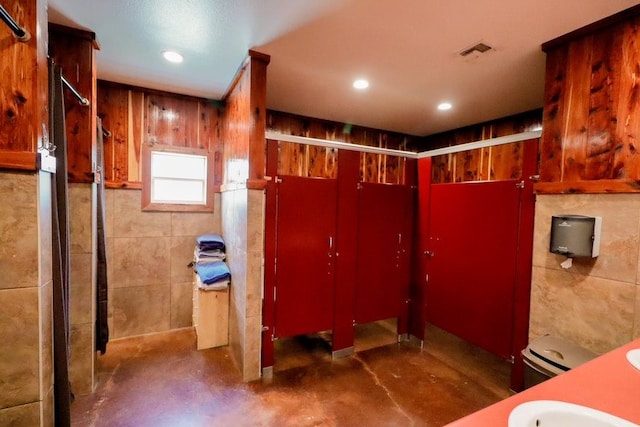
142, 144, 214, 212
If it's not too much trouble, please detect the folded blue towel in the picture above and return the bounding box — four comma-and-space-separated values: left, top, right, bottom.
196, 234, 225, 252
195, 260, 231, 285
194, 248, 226, 263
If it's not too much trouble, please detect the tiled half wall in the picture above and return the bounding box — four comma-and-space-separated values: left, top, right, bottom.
105, 189, 221, 339
530, 194, 640, 355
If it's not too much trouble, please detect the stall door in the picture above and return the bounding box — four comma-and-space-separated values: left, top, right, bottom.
274, 176, 338, 338
426, 180, 520, 359
355, 183, 411, 324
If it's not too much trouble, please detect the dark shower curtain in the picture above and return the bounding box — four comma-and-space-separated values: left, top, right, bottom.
50, 61, 72, 427
96, 117, 109, 354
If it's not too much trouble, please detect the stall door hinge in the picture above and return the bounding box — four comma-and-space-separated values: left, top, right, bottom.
515, 181, 525, 189
509, 355, 515, 364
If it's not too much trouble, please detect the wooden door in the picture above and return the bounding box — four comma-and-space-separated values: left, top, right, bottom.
426, 180, 521, 359
274, 176, 338, 338
355, 183, 411, 324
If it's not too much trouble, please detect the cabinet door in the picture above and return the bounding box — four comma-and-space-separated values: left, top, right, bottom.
274, 176, 338, 338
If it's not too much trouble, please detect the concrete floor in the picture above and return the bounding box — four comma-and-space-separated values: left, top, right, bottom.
71, 322, 511, 426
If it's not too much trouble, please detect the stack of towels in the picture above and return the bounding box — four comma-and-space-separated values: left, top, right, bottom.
194, 234, 231, 291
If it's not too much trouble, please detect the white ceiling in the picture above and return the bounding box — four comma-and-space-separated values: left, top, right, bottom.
47, 0, 639, 136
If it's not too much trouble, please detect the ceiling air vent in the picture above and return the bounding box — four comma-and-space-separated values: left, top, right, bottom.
459, 42, 493, 57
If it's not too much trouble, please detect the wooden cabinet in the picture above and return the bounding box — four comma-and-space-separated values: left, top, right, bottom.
192, 275, 229, 350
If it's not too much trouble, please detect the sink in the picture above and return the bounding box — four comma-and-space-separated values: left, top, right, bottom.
508, 400, 638, 427
627, 349, 640, 371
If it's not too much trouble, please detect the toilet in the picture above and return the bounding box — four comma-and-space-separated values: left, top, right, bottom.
522, 335, 597, 389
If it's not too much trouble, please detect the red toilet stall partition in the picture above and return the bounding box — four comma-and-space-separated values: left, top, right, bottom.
262, 139, 415, 370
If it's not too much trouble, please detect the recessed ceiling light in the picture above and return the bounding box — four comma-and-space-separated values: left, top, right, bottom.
353, 79, 369, 90
162, 50, 183, 63
437, 102, 453, 111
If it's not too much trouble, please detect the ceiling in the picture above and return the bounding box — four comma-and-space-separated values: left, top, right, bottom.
47, 0, 639, 137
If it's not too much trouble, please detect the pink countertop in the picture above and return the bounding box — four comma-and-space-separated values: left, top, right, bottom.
446, 338, 640, 426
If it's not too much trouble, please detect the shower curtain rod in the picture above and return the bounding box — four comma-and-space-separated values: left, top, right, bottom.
61, 75, 90, 107
0, 5, 30, 42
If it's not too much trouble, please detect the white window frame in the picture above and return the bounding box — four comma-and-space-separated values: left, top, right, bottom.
142, 144, 214, 212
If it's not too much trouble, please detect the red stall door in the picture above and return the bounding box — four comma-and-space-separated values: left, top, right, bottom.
355, 183, 412, 325
426, 180, 521, 359
274, 176, 338, 339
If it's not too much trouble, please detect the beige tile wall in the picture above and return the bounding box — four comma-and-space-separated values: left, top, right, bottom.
530, 194, 640, 355
68, 184, 96, 396
0, 171, 54, 425
105, 189, 221, 339
222, 188, 264, 382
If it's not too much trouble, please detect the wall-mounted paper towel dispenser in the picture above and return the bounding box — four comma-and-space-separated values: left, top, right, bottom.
550, 215, 602, 258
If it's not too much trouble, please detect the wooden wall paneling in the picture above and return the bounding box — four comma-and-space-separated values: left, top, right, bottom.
385, 155, 400, 184
248, 51, 269, 184
212, 105, 224, 189
418, 109, 541, 151
454, 150, 470, 182
540, 46, 569, 182
49, 25, 97, 182
97, 84, 127, 182
561, 35, 593, 182
305, 119, 325, 139
221, 50, 270, 186
491, 142, 523, 181
128, 90, 144, 182
471, 148, 482, 181
478, 147, 489, 181
448, 153, 456, 183
363, 153, 379, 183
267, 111, 307, 136
96, 80, 223, 188
431, 155, 447, 184
277, 141, 304, 176
0, 1, 36, 154
35, 0, 48, 163
455, 126, 483, 145
452, 127, 479, 183
222, 67, 251, 185
198, 100, 223, 189
399, 156, 407, 185
307, 144, 326, 177
613, 18, 640, 180
198, 101, 212, 150
378, 134, 387, 183
425, 122, 534, 184
585, 27, 621, 180
0, 0, 48, 170
325, 148, 338, 179
356, 130, 379, 183
266, 110, 420, 183
146, 94, 198, 147
537, 9, 640, 192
